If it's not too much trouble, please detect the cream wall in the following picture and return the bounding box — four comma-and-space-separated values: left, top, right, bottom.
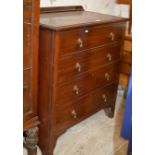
40, 0, 129, 18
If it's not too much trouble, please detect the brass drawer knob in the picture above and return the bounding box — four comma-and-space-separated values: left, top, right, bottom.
73, 85, 79, 95
71, 110, 77, 119
109, 32, 115, 41
107, 53, 112, 61
75, 62, 81, 72
77, 38, 83, 48
102, 94, 107, 103
105, 72, 110, 81
85, 29, 89, 33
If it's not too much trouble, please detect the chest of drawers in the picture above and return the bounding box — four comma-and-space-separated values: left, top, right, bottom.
38, 6, 127, 155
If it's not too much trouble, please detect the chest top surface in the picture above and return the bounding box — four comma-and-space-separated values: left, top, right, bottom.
40, 6, 128, 31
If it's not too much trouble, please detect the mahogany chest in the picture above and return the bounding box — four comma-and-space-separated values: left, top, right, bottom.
38, 6, 127, 155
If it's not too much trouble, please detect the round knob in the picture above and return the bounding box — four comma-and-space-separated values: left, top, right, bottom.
85, 29, 89, 33
109, 32, 115, 41
75, 62, 81, 72
105, 73, 110, 81
71, 110, 77, 119
77, 38, 83, 48
102, 94, 107, 103
107, 53, 112, 61
73, 85, 79, 95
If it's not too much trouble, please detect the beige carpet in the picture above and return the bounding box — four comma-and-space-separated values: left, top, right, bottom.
24, 88, 128, 155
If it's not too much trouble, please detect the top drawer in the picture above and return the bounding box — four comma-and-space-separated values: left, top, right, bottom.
58, 23, 124, 55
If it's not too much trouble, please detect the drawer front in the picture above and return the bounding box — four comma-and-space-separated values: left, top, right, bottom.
93, 63, 118, 87
56, 72, 93, 105
24, 23, 32, 69
23, 70, 32, 114
56, 63, 118, 105
55, 83, 116, 134
24, 5, 32, 23
59, 23, 124, 55
58, 44, 121, 83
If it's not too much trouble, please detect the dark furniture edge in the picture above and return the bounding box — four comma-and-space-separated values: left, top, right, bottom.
40, 19, 129, 31
40, 5, 84, 14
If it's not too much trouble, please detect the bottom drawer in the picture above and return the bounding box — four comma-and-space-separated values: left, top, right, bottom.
55, 83, 117, 134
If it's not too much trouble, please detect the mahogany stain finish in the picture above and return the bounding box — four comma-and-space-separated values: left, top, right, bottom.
58, 44, 121, 83
40, 9, 128, 31
38, 6, 127, 155
58, 24, 124, 55
56, 63, 118, 106
55, 83, 116, 135
40, 5, 84, 14
23, 0, 40, 154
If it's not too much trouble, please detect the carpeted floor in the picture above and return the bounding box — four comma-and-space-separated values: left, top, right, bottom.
24, 88, 128, 155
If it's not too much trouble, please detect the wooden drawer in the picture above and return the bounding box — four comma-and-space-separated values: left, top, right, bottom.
93, 63, 118, 87
56, 72, 93, 105
24, 5, 32, 23
56, 63, 118, 105
55, 83, 116, 134
58, 44, 121, 83
58, 23, 124, 55
24, 23, 32, 69
23, 70, 32, 114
